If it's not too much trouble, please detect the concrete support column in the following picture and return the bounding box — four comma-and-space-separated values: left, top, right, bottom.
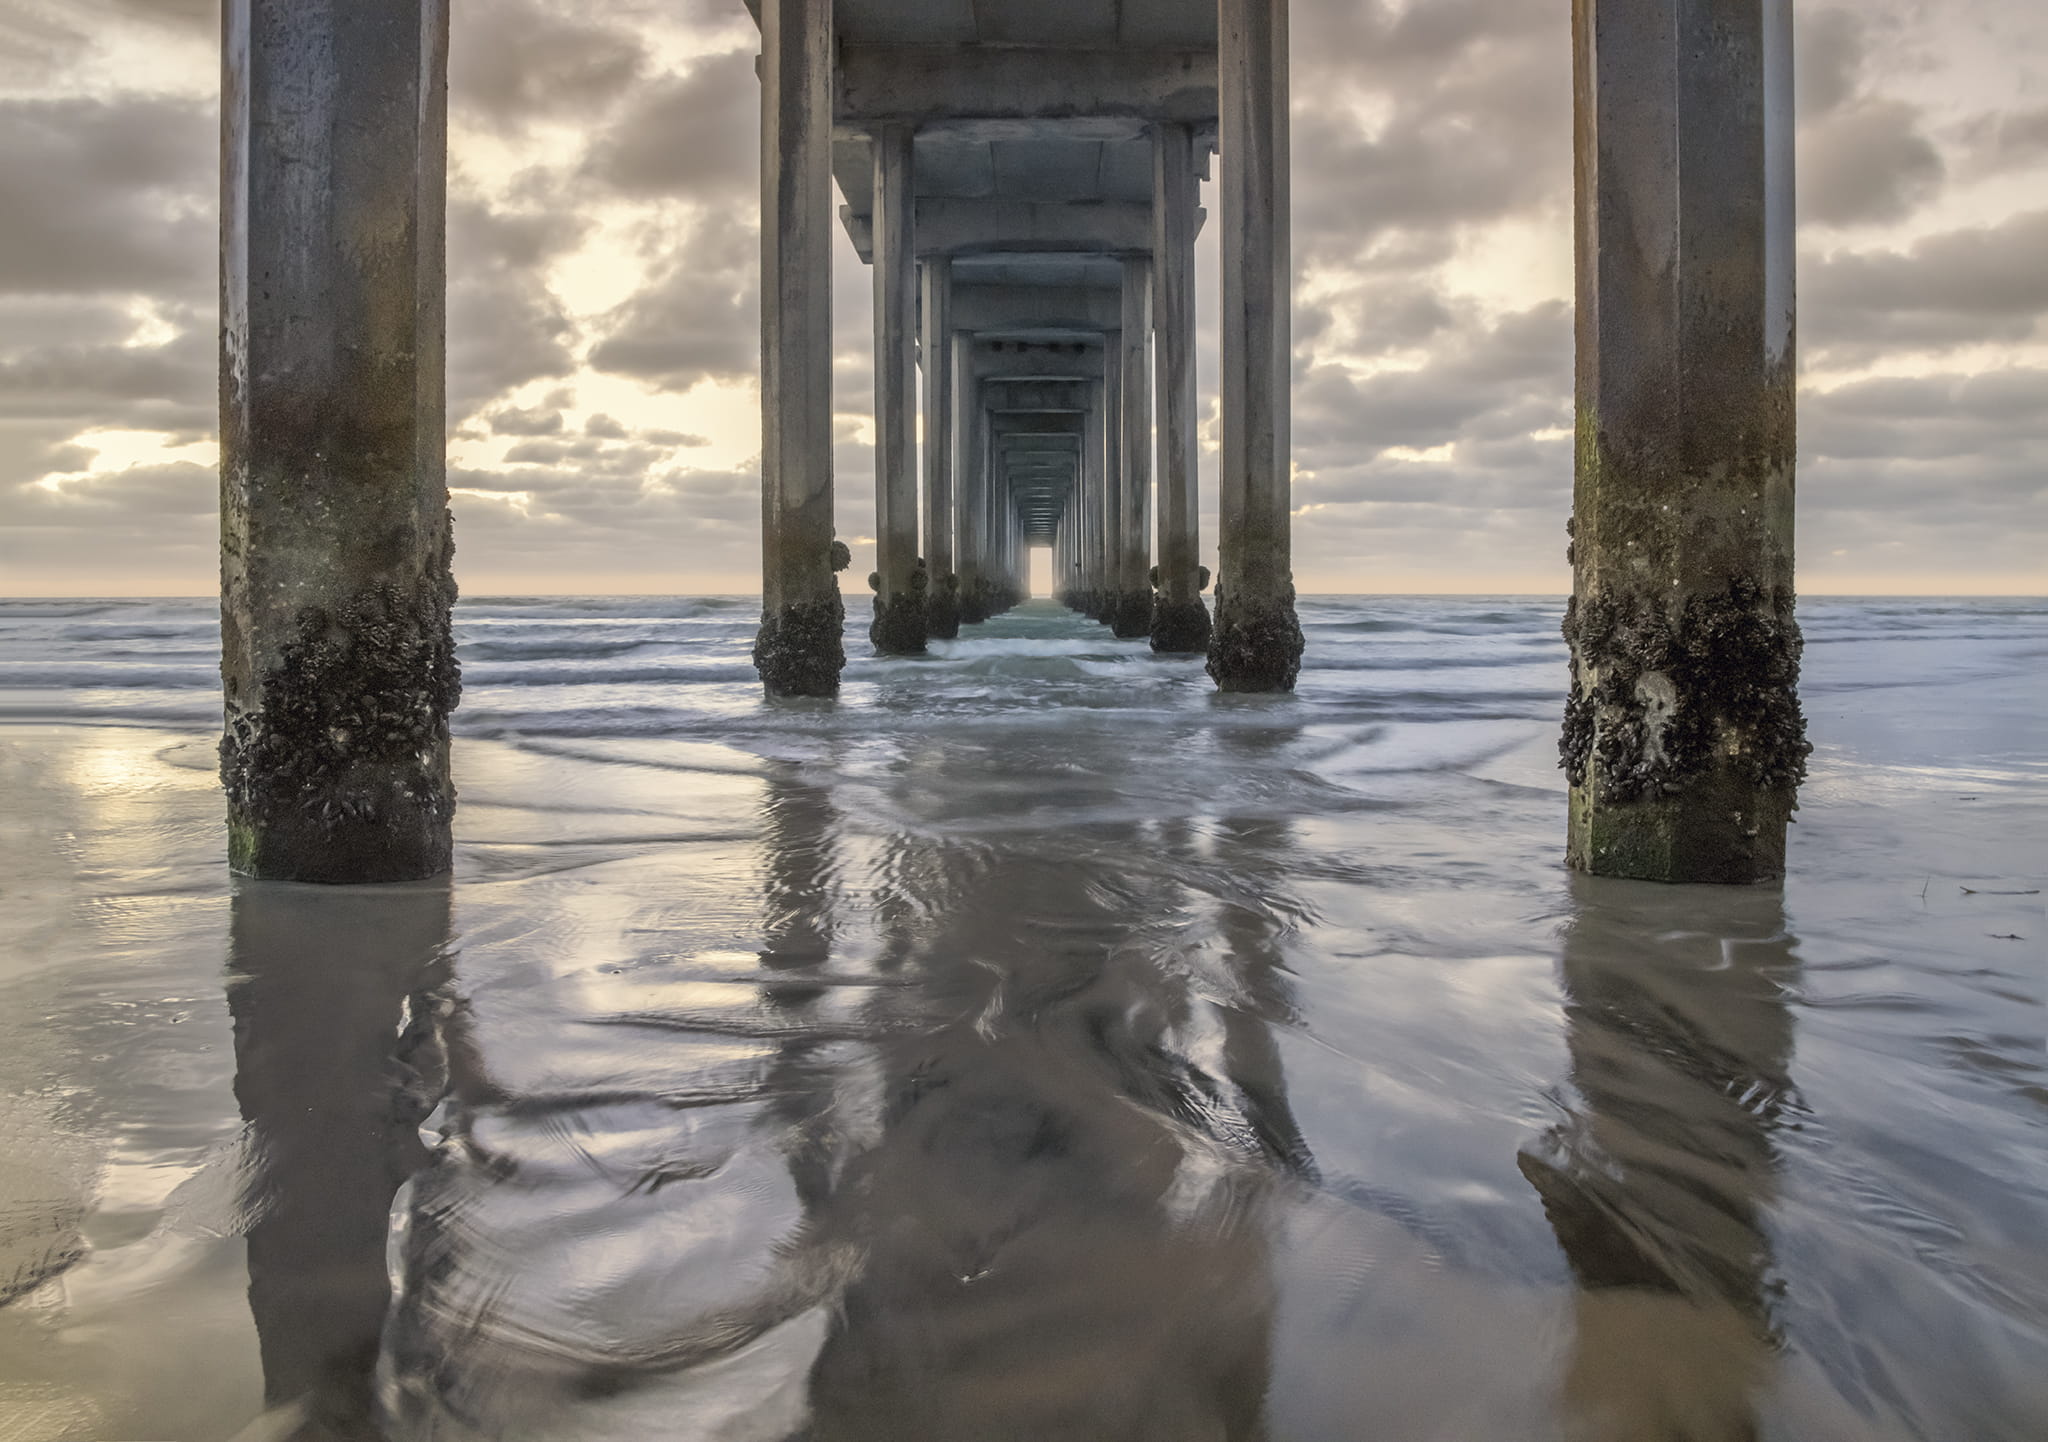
1562, 0, 1806, 883
870, 122, 927, 653
990, 465, 1008, 610
998, 474, 1017, 608
1099, 352, 1124, 626
1112, 258, 1156, 639
953, 343, 989, 625
958, 368, 991, 622
921, 259, 959, 638
220, 0, 459, 882
1210, 0, 1304, 691
1081, 393, 1105, 614
1151, 123, 1214, 655
753, 0, 844, 696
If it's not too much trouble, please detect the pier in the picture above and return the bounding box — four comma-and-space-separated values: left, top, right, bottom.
218, 0, 1806, 885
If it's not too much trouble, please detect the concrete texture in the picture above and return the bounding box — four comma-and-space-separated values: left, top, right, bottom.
1112, 258, 1155, 639
1209, 0, 1304, 692
870, 123, 928, 654
923, 261, 961, 639
219, 0, 459, 883
1150, 124, 1213, 655
754, 0, 846, 697
1563, 0, 1806, 883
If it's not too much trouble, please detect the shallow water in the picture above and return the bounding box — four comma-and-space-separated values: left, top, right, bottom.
0, 594, 2043, 1441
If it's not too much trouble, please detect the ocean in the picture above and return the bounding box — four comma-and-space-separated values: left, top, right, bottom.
0, 594, 2043, 1440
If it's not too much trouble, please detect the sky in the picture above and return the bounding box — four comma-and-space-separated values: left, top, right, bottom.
0, 0, 2043, 597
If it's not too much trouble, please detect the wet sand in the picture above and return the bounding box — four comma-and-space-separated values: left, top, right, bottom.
0, 597, 2043, 1440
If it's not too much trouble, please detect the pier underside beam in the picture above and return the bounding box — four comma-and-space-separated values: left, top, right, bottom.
220, 0, 459, 882
1562, 0, 1807, 884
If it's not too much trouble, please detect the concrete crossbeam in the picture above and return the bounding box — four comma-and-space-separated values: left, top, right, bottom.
982, 380, 1092, 414
837, 45, 1217, 126
841, 200, 1156, 262
951, 283, 1122, 336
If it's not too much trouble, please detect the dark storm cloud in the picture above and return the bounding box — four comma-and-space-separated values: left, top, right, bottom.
446, 198, 583, 419
488, 404, 567, 438
1799, 99, 1945, 227
102, 0, 214, 29
0, 297, 148, 353
1792, 8, 1948, 228
0, 96, 213, 296
584, 47, 758, 198
1796, 8, 1866, 120
0, 324, 213, 432
1805, 369, 2048, 474
4, 461, 213, 523
1293, 302, 1571, 475
1805, 209, 2048, 360
1958, 105, 2048, 179
451, 0, 647, 125
1289, 0, 1565, 265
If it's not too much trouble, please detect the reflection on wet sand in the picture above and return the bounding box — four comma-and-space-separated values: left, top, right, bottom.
360, 766, 1313, 1440
1521, 877, 1799, 1442
218, 759, 1826, 1441
227, 880, 454, 1441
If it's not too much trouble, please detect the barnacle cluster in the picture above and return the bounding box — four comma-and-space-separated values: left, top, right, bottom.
1560, 579, 1810, 801
222, 569, 460, 837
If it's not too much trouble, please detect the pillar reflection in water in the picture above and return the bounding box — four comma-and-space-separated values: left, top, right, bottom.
805, 803, 1311, 1441
227, 878, 454, 1442
1521, 876, 1800, 1442
357, 758, 1315, 1440
379, 770, 860, 1438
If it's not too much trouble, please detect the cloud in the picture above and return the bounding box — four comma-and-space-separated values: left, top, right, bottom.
0, 323, 213, 432
450, 0, 647, 125
446, 197, 583, 418
586, 211, 758, 390
583, 48, 758, 199
1805, 209, 2048, 361
1799, 98, 1945, 227
1294, 302, 1571, 477
1, 0, 2043, 596
0, 96, 213, 296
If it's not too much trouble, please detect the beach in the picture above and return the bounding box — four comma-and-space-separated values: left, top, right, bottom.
0, 594, 2043, 1440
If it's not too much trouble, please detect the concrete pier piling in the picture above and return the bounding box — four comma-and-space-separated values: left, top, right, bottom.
1562, 0, 1807, 883
1083, 381, 1109, 619
752, 0, 845, 696
1150, 123, 1214, 655
956, 373, 991, 624
1209, 0, 1304, 692
220, 0, 459, 883
869, 123, 928, 654
1112, 258, 1156, 639
1101, 348, 1126, 627
922, 260, 960, 639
